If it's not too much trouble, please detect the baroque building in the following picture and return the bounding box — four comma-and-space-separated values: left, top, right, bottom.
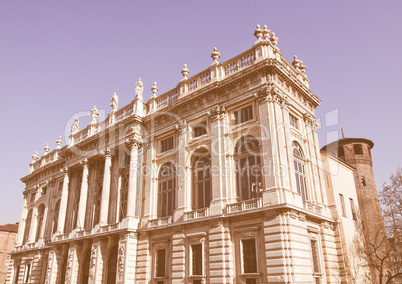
0, 223, 18, 283
7, 25, 379, 284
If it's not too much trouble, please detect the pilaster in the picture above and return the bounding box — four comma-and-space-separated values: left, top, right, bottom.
99, 149, 112, 225
77, 158, 89, 229
175, 121, 189, 221
57, 167, 70, 234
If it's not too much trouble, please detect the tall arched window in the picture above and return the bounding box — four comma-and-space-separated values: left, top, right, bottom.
293, 142, 307, 201
35, 204, 45, 242
158, 163, 176, 217
192, 150, 212, 210
235, 136, 262, 201
52, 200, 60, 234
23, 209, 33, 244
106, 245, 118, 284
119, 174, 129, 222
80, 249, 91, 284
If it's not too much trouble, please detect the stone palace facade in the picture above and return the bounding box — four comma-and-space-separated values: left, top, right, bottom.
7, 25, 379, 283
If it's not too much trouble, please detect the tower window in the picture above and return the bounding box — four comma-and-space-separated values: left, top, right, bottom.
339, 194, 347, 217
338, 146, 345, 157
361, 176, 366, 187
354, 144, 363, 155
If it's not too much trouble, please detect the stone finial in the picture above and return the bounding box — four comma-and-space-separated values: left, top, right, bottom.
262, 25, 271, 40
135, 78, 144, 99
91, 105, 99, 124
181, 64, 189, 80
44, 143, 50, 155
71, 114, 79, 134
211, 47, 221, 63
31, 151, 39, 163
292, 55, 302, 69
254, 24, 263, 40
270, 32, 279, 46
56, 136, 62, 149
111, 92, 119, 112
151, 82, 158, 97
299, 61, 307, 74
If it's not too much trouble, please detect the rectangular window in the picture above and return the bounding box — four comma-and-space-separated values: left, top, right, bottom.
42, 186, 47, 196
242, 239, 257, 273
24, 263, 31, 283
289, 114, 299, 129
234, 106, 253, 125
161, 137, 174, 152
58, 181, 63, 192
354, 144, 363, 155
338, 146, 345, 157
156, 249, 166, 277
193, 122, 207, 137
30, 193, 36, 202
14, 265, 20, 284
310, 239, 320, 273
339, 194, 347, 217
191, 244, 203, 275
350, 198, 357, 220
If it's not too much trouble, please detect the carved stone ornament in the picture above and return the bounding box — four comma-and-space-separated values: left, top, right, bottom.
101, 147, 111, 158
126, 136, 142, 150
71, 114, 79, 134
31, 151, 39, 163
254, 24, 263, 40
61, 166, 69, 175
135, 78, 144, 98
304, 113, 317, 128
270, 32, 279, 46
292, 55, 302, 69
175, 121, 187, 133
151, 82, 158, 98
44, 252, 53, 284
181, 64, 189, 80
80, 157, 88, 167
111, 92, 119, 112
44, 143, 50, 155
90, 105, 100, 124
207, 105, 226, 121
89, 245, 97, 284
262, 25, 271, 40
56, 136, 63, 149
239, 232, 255, 239
211, 47, 221, 63
118, 245, 125, 281
65, 249, 74, 283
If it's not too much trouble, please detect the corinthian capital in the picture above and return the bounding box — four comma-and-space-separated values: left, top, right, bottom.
175, 121, 187, 133
101, 148, 112, 158
207, 105, 226, 121
126, 137, 143, 150
304, 113, 318, 130
80, 157, 89, 167
61, 166, 69, 175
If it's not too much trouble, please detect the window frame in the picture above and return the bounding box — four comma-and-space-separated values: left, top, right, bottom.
192, 121, 208, 138
160, 136, 174, 153
158, 163, 176, 217
289, 113, 299, 130
192, 151, 212, 210
234, 105, 254, 125
153, 242, 170, 284
293, 142, 308, 201
339, 194, 347, 217
350, 198, 357, 221
235, 226, 261, 283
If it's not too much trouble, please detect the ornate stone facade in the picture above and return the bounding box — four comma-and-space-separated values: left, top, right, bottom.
7, 26, 379, 283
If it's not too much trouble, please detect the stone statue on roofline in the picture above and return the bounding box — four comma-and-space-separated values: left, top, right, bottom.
111, 92, 119, 112
135, 78, 144, 99
71, 114, 79, 134
91, 106, 99, 124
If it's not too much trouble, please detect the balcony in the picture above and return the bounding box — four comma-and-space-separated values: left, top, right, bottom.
226, 198, 263, 213
184, 208, 210, 221
148, 216, 172, 228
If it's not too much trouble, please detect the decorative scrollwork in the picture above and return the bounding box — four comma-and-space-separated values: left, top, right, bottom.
207, 105, 226, 121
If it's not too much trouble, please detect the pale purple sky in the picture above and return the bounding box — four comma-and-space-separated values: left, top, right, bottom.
1, 1, 401, 224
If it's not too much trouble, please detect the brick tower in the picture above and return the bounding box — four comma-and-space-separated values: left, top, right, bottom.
322, 137, 383, 230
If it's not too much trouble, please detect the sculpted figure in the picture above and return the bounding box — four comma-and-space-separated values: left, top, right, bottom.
91, 105, 99, 124
71, 115, 79, 134
135, 78, 144, 98
111, 92, 118, 112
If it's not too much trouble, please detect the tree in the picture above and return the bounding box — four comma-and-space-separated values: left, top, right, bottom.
355, 168, 402, 284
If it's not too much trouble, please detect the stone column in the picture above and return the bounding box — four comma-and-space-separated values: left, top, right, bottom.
28, 204, 38, 244
142, 137, 157, 222
125, 138, 142, 220
57, 167, 70, 234
99, 148, 112, 225
175, 122, 188, 220
208, 106, 228, 215
16, 195, 28, 246
76, 158, 89, 229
